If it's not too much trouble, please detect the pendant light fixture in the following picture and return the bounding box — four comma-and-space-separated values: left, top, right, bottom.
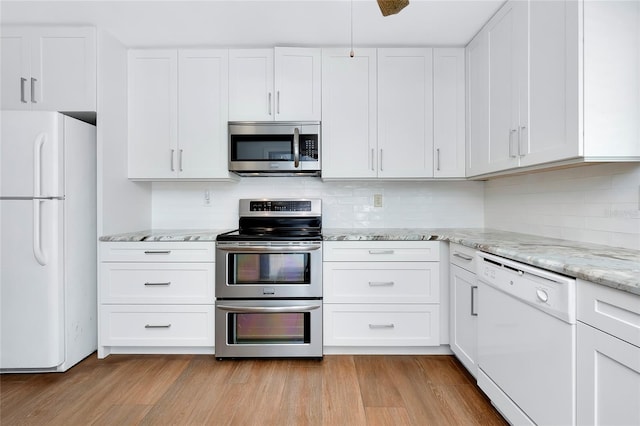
377, 0, 409, 16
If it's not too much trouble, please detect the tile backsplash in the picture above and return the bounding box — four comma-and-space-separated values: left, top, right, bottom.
152, 179, 486, 230
484, 163, 640, 250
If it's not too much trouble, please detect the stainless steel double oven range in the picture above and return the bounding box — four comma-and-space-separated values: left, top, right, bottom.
215, 199, 322, 359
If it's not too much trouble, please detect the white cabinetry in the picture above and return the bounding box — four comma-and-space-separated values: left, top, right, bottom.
127, 49, 232, 180
322, 48, 465, 180
98, 242, 215, 358
449, 243, 478, 377
323, 241, 441, 353
1, 26, 96, 111
467, 0, 639, 178
577, 280, 640, 426
228, 47, 321, 121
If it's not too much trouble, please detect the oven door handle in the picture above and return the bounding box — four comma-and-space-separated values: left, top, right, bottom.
216, 304, 321, 313
216, 244, 322, 252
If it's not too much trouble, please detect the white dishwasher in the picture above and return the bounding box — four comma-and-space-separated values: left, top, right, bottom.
476, 252, 576, 426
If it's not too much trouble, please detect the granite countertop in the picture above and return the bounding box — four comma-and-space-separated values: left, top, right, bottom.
100, 227, 639, 296
323, 228, 640, 296
99, 229, 233, 242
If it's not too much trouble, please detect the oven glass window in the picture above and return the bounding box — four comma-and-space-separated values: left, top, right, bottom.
229, 313, 311, 344
229, 253, 310, 284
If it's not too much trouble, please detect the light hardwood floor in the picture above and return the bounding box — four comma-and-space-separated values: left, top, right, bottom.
1, 353, 507, 425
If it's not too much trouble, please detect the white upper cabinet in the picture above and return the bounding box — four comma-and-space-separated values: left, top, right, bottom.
228, 47, 321, 121
466, 0, 640, 178
128, 49, 232, 180
378, 48, 434, 179
321, 48, 377, 179
433, 48, 466, 178
1, 26, 96, 112
322, 47, 464, 180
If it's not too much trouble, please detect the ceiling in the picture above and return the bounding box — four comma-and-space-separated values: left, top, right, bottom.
0, 0, 504, 48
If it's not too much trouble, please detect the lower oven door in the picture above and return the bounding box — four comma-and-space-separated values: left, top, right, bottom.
215, 299, 323, 359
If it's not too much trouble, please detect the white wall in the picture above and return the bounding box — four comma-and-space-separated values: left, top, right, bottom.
484, 163, 640, 250
151, 179, 485, 230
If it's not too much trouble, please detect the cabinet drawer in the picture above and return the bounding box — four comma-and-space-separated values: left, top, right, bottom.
100, 242, 214, 262
324, 304, 440, 346
323, 262, 439, 303
100, 305, 214, 347
449, 243, 477, 272
577, 279, 640, 347
100, 263, 214, 304
323, 241, 440, 262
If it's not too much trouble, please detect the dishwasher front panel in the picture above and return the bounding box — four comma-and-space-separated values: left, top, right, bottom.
477, 280, 576, 426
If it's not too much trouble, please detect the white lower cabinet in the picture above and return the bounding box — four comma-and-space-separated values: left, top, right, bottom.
323, 241, 442, 353
448, 243, 478, 377
98, 242, 215, 358
577, 279, 640, 426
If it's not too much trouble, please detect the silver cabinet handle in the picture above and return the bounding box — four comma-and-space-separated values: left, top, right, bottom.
20, 77, 27, 103
436, 148, 441, 171
276, 90, 280, 114
369, 324, 395, 329
216, 304, 320, 313
471, 285, 478, 316
268, 92, 272, 115
144, 282, 171, 286
293, 127, 300, 168
30, 78, 37, 103
179, 149, 183, 172
170, 149, 175, 171
371, 148, 375, 171
145, 324, 171, 328
508, 129, 518, 158
144, 250, 171, 255
453, 252, 473, 261
368, 249, 394, 255
369, 282, 394, 287
519, 125, 527, 157
379, 149, 384, 171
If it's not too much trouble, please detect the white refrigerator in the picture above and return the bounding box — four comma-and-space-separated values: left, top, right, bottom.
0, 111, 97, 372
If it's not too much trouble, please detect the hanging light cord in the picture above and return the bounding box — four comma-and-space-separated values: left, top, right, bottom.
350, 0, 355, 57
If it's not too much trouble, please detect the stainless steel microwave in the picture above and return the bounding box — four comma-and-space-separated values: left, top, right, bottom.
228, 121, 321, 176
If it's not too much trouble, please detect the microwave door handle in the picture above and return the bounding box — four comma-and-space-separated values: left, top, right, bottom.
293, 127, 300, 168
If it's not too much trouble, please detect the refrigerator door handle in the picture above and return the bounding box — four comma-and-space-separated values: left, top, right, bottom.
33, 132, 47, 198
33, 199, 47, 266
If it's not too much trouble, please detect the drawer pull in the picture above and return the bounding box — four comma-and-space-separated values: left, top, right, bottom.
144, 250, 171, 255
369, 281, 395, 287
453, 252, 473, 261
145, 324, 172, 329
368, 250, 394, 255
369, 323, 395, 329
144, 282, 171, 286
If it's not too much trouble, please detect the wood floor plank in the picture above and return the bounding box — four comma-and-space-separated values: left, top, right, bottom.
0, 353, 507, 426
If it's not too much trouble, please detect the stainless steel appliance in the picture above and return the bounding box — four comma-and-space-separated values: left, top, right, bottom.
476, 252, 577, 425
228, 122, 321, 176
215, 199, 323, 359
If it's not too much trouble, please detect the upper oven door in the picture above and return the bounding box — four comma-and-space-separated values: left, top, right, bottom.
216, 241, 323, 298
228, 122, 321, 174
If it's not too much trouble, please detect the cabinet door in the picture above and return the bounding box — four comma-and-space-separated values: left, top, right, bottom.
486, 2, 521, 174
128, 49, 178, 179
433, 48, 466, 178
450, 264, 478, 377
228, 49, 274, 121
0, 29, 30, 110
378, 48, 434, 178
32, 27, 96, 112
178, 49, 230, 179
321, 48, 377, 179
274, 47, 321, 121
577, 322, 640, 426
465, 28, 491, 177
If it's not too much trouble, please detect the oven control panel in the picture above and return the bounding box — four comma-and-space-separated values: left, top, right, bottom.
249, 200, 311, 212
240, 198, 322, 216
